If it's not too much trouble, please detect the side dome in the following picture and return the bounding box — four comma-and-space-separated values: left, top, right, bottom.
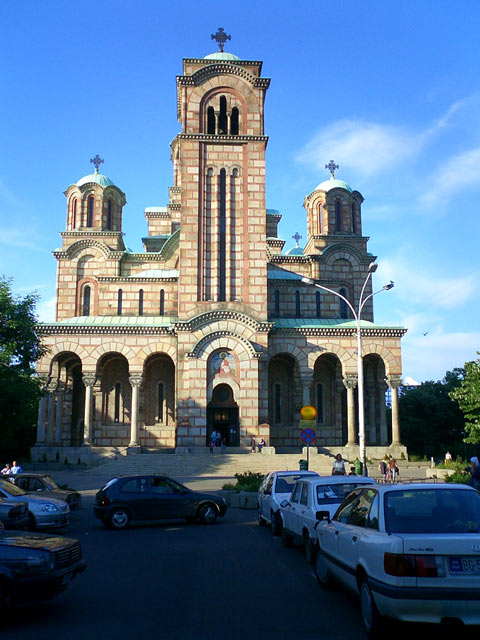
314, 176, 352, 193
76, 171, 115, 188
285, 247, 304, 256
203, 51, 241, 61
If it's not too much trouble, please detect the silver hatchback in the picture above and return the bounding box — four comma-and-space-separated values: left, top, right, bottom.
0, 478, 69, 530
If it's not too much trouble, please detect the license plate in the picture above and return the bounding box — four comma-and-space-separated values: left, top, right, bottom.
449, 557, 480, 574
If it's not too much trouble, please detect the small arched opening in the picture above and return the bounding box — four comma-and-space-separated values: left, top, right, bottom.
207, 384, 239, 447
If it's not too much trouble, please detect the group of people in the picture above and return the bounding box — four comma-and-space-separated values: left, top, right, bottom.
250, 436, 267, 453
1, 461, 23, 475
209, 430, 227, 453
331, 454, 361, 476
378, 455, 399, 482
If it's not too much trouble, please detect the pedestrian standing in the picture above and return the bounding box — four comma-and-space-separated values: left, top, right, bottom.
1, 464, 11, 475
332, 454, 346, 476
11, 461, 22, 474
388, 455, 397, 482
250, 436, 256, 453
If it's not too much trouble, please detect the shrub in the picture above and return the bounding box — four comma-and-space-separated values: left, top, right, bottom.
55, 451, 60, 462
222, 471, 264, 493
445, 469, 471, 485
64, 457, 69, 465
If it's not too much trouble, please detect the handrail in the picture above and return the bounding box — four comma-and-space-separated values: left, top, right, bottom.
95, 446, 130, 467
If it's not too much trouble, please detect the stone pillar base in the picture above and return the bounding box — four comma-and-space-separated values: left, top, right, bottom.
127, 445, 142, 455
302, 446, 318, 456
260, 446, 275, 455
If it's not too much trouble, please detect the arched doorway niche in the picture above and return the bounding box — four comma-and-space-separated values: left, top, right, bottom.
207, 384, 239, 447
142, 353, 175, 427
363, 354, 388, 445
312, 353, 346, 445
48, 352, 83, 446
97, 353, 130, 426
268, 353, 301, 447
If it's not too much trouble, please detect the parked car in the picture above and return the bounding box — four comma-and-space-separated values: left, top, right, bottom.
0, 524, 87, 613
280, 475, 376, 563
314, 483, 480, 637
4, 474, 81, 510
0, 479, 69, 531
257, 470, 318, 535
94, 475, 228, 529
0, 498, 30, 531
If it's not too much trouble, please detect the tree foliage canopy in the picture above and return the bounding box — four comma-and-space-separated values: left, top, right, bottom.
398, 368, 466, 459
449, 353, 480, 444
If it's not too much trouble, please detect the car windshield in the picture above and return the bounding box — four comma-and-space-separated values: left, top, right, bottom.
43, 476, 59, 490
385, 488, 480, 534
275, 475, 314, 494
102, 478, 119, 491
316, 483, 367, 505
0, 478, 27, 496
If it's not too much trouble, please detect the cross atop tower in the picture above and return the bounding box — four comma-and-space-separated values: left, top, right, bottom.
90, 154, 104, 172
293, 232, 302, 247
211, 27, 231, 52
325, 160, 339, 178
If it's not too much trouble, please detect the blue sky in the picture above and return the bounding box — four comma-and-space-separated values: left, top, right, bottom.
1, 0, 479, 384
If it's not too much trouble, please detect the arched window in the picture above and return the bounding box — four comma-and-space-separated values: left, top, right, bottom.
207, 106, 215, 134
107, 199, 112, 230
114, 382, 121, 423
339, 288, 348, 319
82, 285, 91, 316
117, 289, 123, 316
335, 201, 342, 232
218, 169, 226, 300
274, 383, 281, 423
316, 291, 321, 318
87, 196, 94, 227
318, 203, 323, 234
218, 96, 227, 134
139, 289, 144, 316
274, 290, 280, 316
159, 289, 165, 316
351, 203, 356, 234
316, 383, 324, 424
295, 290, 301, 317
72, 199, 77, 229
157, 382, 165, 423
230, 107, 239, 135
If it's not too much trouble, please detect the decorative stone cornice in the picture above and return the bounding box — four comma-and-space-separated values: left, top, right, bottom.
178, 63, 270, 89
121, 253, 167, 262
270, 255, 309, 263
54, 239, 124, 261
38, 325, 175, 336
266, 239, 285, 248
174, 310, 273, 333
144, 211, 170, 218
96, 276, 178, 283
168, 203, 181, 210
272, 326, 407, 338
61, 231, 124, 238
174, 133, 269, 145
187, 330, 262, 359
169, 186, 181, 194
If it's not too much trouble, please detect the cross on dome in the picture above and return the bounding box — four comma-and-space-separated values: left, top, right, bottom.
211, 27, 231, 52
90, 154, 104, 172
293, 232, 302, 247
325, 160, 339, 177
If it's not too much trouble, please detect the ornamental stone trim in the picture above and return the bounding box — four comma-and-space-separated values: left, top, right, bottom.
386, 375, 403, 388
61, 231, 124, 238
120, 253, 167, 262
187, 330, 261, 359
144, 211, 171, 218
270, 255, 309, 263
174, 310, 273, 333
182, 64, 258, 86
82, 373, 96, 387
272, 327, 407, 338
343, 374, 358, 389
168, 203, 181, 210
96, 276, 178, 283
175, 134, 269, 144
38, 325, 175, 336
267, 239, 285, 247
129, 375, 143, 388
55, 240, 123, 261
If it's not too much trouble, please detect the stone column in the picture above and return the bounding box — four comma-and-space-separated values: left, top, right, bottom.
46, 390, 56, 444
387, 375, 402, 445
55, 384, 65, 444
82, 373, 96, 445
36, 394, 47, 444
343, 375, 357, 446
379, 383, 388, 445
367, 385, 376, 444
129, 375, 143, 448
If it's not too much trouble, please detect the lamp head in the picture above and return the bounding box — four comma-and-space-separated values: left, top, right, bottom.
383, 281, 395, 291
301, 277, 315, 285
368, 262, 378, 273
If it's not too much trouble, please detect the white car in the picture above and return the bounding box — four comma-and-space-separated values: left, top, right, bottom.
314, 483, 480, 637
280, 475, 376, 563
257, 470, 318, 535
0, 478, 69, 530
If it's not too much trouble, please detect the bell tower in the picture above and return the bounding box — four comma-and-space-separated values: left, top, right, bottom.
173, 30, 271, 321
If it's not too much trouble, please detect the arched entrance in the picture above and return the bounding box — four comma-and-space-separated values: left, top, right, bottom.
207, 384, 239, 447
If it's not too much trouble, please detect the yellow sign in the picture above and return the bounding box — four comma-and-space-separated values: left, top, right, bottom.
300, 405, 317, 420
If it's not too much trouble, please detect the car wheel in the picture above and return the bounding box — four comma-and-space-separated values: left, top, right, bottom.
198, 503, 217, 524
303, 531, 315, 565
108, 508, 130, 530
270, 510, 282, 536
258, 507, 266, 526
314, 548, 332, 587
360, 577, 383, 638
281, 529, 293, 547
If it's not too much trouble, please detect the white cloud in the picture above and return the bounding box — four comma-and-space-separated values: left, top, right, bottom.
37, 296, 56, 322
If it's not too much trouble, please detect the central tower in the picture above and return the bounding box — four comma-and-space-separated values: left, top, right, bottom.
173, 32, 271, 321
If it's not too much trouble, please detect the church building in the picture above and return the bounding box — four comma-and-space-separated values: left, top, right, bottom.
34, 31, 406, 460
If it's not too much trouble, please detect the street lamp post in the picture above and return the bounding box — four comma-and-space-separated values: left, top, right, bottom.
302, 264, 394, 475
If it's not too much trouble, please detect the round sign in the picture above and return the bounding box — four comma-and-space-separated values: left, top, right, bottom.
300, 405, 317, 420
300, 427, 316, 445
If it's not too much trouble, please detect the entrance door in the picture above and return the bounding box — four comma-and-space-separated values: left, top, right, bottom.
207, 384, 239, 446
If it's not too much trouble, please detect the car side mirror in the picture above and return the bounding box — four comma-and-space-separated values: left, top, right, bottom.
280, 499, 289, 508
316, 510, 330, 522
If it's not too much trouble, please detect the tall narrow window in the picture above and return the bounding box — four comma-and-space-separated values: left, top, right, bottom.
114, 383, 121, 423
351, 203, 356, 234
230, 168, 238, 300
159, 289, 165, 316
316, 383, 324, 424
230, 107, 239, 135
107, 199, 112, 230
218, 169, 226, 301
87, 196, 94, 227
218, 96, 227, 134
138, 289, 144, 316
203, 169, 213, 301
83, 285, 91, 316
295, 290, 301, 317
339, 288, 348, 319
318, 203, 323, 234
335, 201, 342, 232
117, 289, 123, 315
274, 383, 281, 423
72, 199, 77, 229
207, 106, 215, 134
158, 382, 165, 423
316, 291, 321, 318
274, 290, 280, 316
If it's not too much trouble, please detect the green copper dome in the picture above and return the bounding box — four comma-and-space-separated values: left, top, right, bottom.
76, 170, 115, 188
285, 246, 304, 256
204, 51, 241, 61
314, 176, 352, 193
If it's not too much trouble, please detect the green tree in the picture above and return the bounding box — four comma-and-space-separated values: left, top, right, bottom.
449, 353, 480, 444
0, 277, 47, 460
398, 368, 466, 459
